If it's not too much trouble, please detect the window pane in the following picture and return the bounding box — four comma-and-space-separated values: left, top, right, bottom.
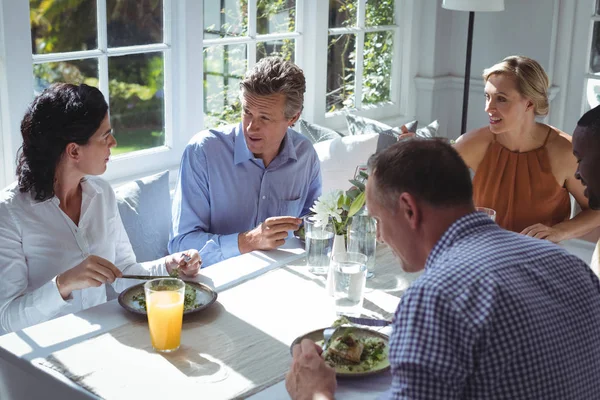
591, 22, 600, 74
363, 31, 393, 105
204, 0, 247, 39
586, 79, 600, 110
203, 44, 247, 127
257, 0, 296, 34
366, 0, 394, 26
33, 59, 98, 95
597, 0, 600, 15
327, 34, 356, 112
257, 40, 295, 63
108, 53, 165, 155
107, 0, 163, 47
30, 0, 97, 54
329, 0, 357, 28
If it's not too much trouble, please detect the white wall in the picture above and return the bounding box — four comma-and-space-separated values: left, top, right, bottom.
415, 0, 592, 139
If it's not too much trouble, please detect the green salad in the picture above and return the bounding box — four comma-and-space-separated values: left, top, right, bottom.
132, 283, 202, 312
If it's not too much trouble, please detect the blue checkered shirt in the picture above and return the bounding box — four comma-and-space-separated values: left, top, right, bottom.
385, 213, 600, 399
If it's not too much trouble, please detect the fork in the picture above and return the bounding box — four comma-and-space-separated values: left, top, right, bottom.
321, 327, 337, 353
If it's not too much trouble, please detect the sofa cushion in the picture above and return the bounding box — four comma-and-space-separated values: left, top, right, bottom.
298, 119, 344, 144
345, 114, 422, 152
346, 114, 439, 143
115, 170, 171, 262
314, 133, 379, 193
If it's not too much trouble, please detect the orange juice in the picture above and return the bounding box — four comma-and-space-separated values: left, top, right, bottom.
146, 290, 184, 352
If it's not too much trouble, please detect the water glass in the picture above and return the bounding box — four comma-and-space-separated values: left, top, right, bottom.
331, 252, 368, 316
347, 212, 377, 278
476, 206, 497, 221
144, 278, 185, 352
304, 215, 334, 275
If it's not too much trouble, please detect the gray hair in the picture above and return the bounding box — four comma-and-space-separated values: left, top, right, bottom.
240, 57, 305, 120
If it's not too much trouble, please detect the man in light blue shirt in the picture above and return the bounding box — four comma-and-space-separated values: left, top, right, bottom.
169, 57, 321, 267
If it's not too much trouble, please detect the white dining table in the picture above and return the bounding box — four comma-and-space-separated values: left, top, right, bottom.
0, 238, 593, 400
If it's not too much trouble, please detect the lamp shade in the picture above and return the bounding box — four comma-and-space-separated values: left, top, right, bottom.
442, 0, 504, 12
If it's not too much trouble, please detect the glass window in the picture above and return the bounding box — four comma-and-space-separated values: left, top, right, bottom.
329, 0, 357, 28
33, 59, 98, 95
29, 0, 168, 156
327, 34, 356, 112
109, 53, 165, 155
106, 0, 163, 47
363, 31, 393, 105
327, 0, 397, 113
203, 44, 247, 127
257, 0, 297, 34
366, 0, 394, 26
30, 0, 98, 54
203, 0, 247, 39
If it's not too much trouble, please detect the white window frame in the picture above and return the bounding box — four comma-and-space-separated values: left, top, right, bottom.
321, 0, 405, 131
0, 0, 415, 189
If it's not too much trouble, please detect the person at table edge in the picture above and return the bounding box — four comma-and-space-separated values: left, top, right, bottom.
572, 105, 600, 276
286, 138, 600, 399
169, 57, 322, 267
0, 83, 201, 334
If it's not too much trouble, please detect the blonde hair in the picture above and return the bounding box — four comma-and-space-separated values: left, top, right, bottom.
482, 55, 549, 116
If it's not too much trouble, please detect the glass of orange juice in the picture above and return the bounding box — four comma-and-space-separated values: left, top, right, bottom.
144, 278, 185, 352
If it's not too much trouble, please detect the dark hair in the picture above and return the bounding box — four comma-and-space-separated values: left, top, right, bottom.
367, 138, 473, 208
240, 57, 306, 119
16, 83, 108, 201
577, 105, 600, 136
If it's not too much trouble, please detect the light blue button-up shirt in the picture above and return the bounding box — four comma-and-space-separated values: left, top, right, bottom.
169, 123, 321, 267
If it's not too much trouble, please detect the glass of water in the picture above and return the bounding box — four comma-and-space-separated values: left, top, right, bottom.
304, 215, 334, 275
331, 252, 368, 316
347, 210, 377, 279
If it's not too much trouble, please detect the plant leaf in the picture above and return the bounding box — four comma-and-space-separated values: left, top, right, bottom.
348, 179, 365, 192
347, 191, 366, 218
346, 188, 361, 200
337, 194, 345, 209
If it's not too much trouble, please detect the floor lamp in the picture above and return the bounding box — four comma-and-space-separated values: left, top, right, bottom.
442, 0, 505, 135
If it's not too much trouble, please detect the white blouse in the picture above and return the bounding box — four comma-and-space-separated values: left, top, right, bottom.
0, 176, 167, 334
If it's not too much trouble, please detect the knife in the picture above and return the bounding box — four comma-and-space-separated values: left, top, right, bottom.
120, 275, 173, 280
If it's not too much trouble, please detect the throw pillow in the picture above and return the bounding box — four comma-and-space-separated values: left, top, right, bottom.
415, 120, 440, 139
298, 119, 344, 144
345, 114, 421, 153
314, 133, 379, 193
115, 170, 171, 263
346, 114, 400, 136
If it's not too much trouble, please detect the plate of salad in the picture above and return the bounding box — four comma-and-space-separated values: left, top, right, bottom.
118, 281, 217, 316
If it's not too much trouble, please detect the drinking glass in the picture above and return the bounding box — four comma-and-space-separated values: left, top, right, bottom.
347, 210, 377, 278
304, 215, 334, 275
144, 278, 185, 352
331, 252, 368, 316
476, 206, 497, 221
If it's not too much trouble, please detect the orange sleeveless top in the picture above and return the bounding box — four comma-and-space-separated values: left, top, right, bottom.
472, 131, 571, 233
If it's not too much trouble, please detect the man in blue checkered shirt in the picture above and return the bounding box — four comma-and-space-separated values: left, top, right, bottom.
286, 138, 600, 399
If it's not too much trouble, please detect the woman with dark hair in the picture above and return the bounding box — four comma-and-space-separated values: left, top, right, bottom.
0, 83, 201, 333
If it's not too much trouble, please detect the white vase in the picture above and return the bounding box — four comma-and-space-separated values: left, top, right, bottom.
326, 234, 346, 296
331, 234, 347, 257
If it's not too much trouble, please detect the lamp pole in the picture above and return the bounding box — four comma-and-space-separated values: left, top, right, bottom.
461, 11, 475, 135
